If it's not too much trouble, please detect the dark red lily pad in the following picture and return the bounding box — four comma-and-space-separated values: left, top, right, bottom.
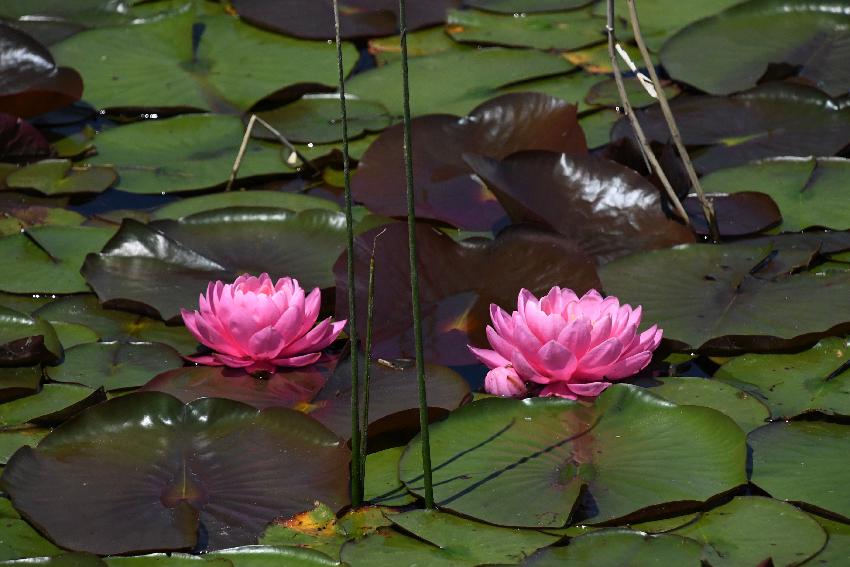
466, 150, 695, 262
684, 192, 782, 238
612, 83, 850, 173
352, 93, 587, 231
335, 223, 600, 365
0, 306, 61, 366
2, 392, 350, 554
0, 23, 82, 118
0, 114, 52, 164
231, 0, 461, 40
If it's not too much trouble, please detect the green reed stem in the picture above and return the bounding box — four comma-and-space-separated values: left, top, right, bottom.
331, 0, 362, 507
397, 0, 434, 509
359, 231, 382, 485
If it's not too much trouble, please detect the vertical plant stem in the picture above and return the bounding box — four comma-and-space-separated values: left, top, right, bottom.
331, 0, 362, 507
625, 0, 719, 240
605, 0, 690, 225
397, 0, 434, 509
359, 229, 384, 484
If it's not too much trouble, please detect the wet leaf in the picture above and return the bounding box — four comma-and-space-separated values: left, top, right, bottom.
335, 223, 600, 365
0, 115, 51, 163
0, 518, 62, 561
0, 366, 41, 402
352, 93, 587, 230
0, 428, 47, 464
750, 421, 850, 520
683, 192, 782, 238
466, 150, 694, 262
52, 10, 356, 111
207, 545, 344, 566
661, 0, 850, 97
151, 191, 338, 221
464, 0, 593, 12
578, 108, 619, 148
499, 72, 602, 112
400, 385, 746, 527
809, 515, 850, 565
2, 392, 350, 553
5, 160, 116, 196
0, 306, 61, 365
363, 447, 415, 506
672, 496, 827, 567
523, 529, 702, 566
584, 77, 680, 108
347, 48, 573, 117
0, 383, 102, 427
340, 528, 470, 567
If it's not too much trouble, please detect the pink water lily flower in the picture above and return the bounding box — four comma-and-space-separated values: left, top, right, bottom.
181, 273, 346, 374
470, 287, 662, 399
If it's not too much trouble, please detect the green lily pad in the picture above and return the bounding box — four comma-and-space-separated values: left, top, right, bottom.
5, 159, 116, 196
661, 0, 850, 98
104, 553, 230, 567
49, 321, 99, 349
599, 241, 850, 352
0, 293, 50, 314
0, 498, 19, 519
260, 503, 391, 560
46, 341, 184, 391
714, 337, 850, 419
447, 8, 606, 51
523, 529, 703, 566
563, 41, 649, 74
0, 226, 115, 294
347, 48, 573, 117
207, 545, 343, 567
635, 376, 769, 433
2, 393, 351, 554
499, 72, 600, 112
585, 78, 680, 109
750, 421, 850, 520
340, 528, 469, 567
364, 447, 416, 506
83, 209, 362, 321
0, 384, 102, 428
3, 554, 108, 567
51, 10, 355, 111
35, 295, 198, 355
86, 114, 293, 194
579, 108, 619, 148
401, 385, 746, 527
0, 366, 41, 401
152, 190, 338, 221
0, 192, 85, 236
809, 515, 850, 565
255, 95, 392, 145
673, 496, 827, 567
369, 27, 469, 66
0, 518, 62, 561
465, 0, 593, 12
0, 306, 61, 365
700, 157, 850, 232
0, 428, 48, 464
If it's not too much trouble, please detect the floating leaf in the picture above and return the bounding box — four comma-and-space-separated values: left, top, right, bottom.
672, 496, 827, 567
0, 23, 82, 118
0, 198, 85, 237
0, 383, 102, 427
464, 0, 593, 13
0, 428, 48, 464
86, 115, 292, 194
340, 528, 471, 567
400, 385, 746, 527
0, 115, 51, 163
523, 529, 703, 566
635, 376, 770, 433
584, 78, 680, 108
600, 241, 850, 351
46, 341, 183, 391
661, 0, 850, 97
683, 192, 781, 238
336, 224, 600, 365
256, 96, 391, 145
613, 83, 850, 173
715, 337, 850, 419
49, 321, 99, 349
347, 48, 573, 117
83, 209, 358, 321
3, 393, 350, 554
0, 518, 62, 561
151, 191, 338, 221
0, 0, 133, 27
578, 108, 619, 148
700, 157, 850, 232
447, 8, 606, 51
809, 514, 850, 565
500, 72, 601, 112
34, 295, 197, 355
0, 366, 41, 401
364, 447, 416, 506
5, 159, 116, 196
368, 27, 468, 65
467, 150, 694, 261
352, 93, 587, 230
52, 10, 356, 111
750, 421, 850, 520
0, 306, 61, 365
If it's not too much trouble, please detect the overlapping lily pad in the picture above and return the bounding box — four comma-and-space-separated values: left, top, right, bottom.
0, 306, 61, 365
352, 93, 587, 230
715, 337, 850, 419
0, 115, 51, 163
151, 191, 338, 221
467, 150, 694, 261
524, 529, 703, 566
750, 421, 850, 520
612, 83, 850, 173
347, 48, 573, 117
465, 0, 592, 12
364, 447, 416, 506
2, 392, 351, 554
683, 192, 782, 238
400, 385, 746, 527
335, 223, 601, 365
661, 0, 850, 97
672, 496, 827, 567
0, 23, 82, 118
700, 157, 850, 232
6, 159, 116, 195
86, 115, 293, 194
83, 209, 358, 320
599, 241, 850, 352
0, 366, 41, 401
0, 383, 102, 427
51, 10, 355, 111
